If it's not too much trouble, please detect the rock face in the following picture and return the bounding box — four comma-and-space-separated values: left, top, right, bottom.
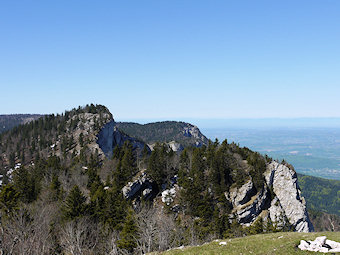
182, 125, 207, 147
229, 179, 257, 207
97, 120, 149, 157
168, 141, 184, 152
267, 197, 287, 228
122, 172, 157, 201
228, 179, 271, 225
265, 161, 314, 232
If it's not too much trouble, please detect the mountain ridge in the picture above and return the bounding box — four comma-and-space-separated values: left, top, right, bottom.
0, 104, 327, 255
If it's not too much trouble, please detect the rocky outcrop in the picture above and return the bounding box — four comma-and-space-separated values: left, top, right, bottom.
225, 161, 313, 232
182, 125, 208, 147
122, 172, 157, 201
228, 179, 257, 207
168, 141, 184, 152
228, 179, 271, 225
162, 185, 178, 205
265, 161, 314, 232
97, 120, 149, 157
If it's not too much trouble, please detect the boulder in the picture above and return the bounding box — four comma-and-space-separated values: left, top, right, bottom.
161, 185, 178, 205
298, 237, 340, 253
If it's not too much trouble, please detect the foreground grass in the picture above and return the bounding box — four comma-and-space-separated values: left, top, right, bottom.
158, 232, 340, 255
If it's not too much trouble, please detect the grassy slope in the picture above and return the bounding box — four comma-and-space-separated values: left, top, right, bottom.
158, 232, 340, 255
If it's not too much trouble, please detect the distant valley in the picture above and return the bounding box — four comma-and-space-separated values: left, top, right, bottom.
202, 127, 340, 180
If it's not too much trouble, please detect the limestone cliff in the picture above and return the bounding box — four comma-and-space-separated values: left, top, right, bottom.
265, 161, 314, 232
97, 120, 149, 157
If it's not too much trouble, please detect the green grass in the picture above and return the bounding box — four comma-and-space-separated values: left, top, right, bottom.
157, 232, 340, 255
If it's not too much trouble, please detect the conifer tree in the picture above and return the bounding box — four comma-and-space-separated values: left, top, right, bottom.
117, 208, 139, 253
63, 185, 86, 220
50, 174, 62, 201
147, 143, 166, 187
0, 183, 19, 213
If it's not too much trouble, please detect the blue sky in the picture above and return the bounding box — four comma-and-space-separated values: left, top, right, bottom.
1, 1, 340, 121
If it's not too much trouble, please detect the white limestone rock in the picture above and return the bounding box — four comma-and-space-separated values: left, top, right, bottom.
298, 237, 340, 253
97, 120, 149, 157
230, 183, 270, 225
122, 173, 155, 200
265, 161, 314, 232
162, 185, 178, 205
229, 179, 256, 207
168, 141, 184, 152
268, 197, 287, 228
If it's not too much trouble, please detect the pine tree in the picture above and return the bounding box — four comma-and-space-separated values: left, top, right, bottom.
63, 185, 86, 220
50, 174, 62, 201
117, 208, 139, 253
0, 183, 19, 213
146, 143, 166, 187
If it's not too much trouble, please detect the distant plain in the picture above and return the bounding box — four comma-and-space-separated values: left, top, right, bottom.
202, 126, 340, 180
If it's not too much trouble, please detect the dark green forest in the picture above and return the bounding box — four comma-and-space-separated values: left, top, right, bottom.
116, 121, 209, 147
298, 174, 340, 216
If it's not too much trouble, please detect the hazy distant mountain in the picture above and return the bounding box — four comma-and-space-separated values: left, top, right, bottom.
0, 114, 43, 134
116, 121, 209, 148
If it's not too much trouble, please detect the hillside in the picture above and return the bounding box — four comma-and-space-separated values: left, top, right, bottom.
0, 114, 43, 134
116, 121, 209, 148
309, 210, 340, 232
0, 104, 314, 254
298, 174, 340, 216
159, 232, 340, 255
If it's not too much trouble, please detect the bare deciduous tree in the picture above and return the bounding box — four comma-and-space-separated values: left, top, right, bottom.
0, 203, 55, 255
135, 205, 179, 254
59, 217, 99, 255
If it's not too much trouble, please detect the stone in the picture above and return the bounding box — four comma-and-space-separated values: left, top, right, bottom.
315, 236, 327, 246
326, 239, 340, 249
219, 241, 227, 246
232, 185, 270, 224
329, 248, 340, 253
162, 186, 178, 205
298, 237, 340, 253
168, 141, 184, 152
298, 240, 310, 250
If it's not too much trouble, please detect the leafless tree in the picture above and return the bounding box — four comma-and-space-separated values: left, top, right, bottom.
59, 217, 99, 255
135, 204, 179, 254
0, 203, 55, 255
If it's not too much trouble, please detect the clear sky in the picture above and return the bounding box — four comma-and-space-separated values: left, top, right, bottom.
1, 1, 340, 121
